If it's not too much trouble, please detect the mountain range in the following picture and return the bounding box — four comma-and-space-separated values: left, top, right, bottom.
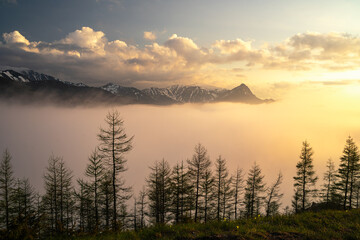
0, 66, 273, 106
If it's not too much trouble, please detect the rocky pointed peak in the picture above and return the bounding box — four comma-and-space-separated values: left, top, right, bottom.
229, 83, 254, 96
232, 83, 251, 91
217, 83, 263, 103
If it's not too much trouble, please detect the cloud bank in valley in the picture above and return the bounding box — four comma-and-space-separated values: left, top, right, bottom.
1, 27, 360, 88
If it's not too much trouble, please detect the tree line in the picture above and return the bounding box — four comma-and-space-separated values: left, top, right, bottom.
0, 110, 360, 239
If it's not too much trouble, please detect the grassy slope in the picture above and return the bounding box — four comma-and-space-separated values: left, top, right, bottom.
77, 209, 360, 240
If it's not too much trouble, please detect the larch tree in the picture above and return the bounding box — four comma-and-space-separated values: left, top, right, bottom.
58, 158, 73, 230
147, 161, 160, 224
8, 177, 37, 239
99, 171, 113, 230
98, 110, 134, 230
136, 188, 147, 229
85, 149, 104, 230
171, 162, 182, 224
265, 172, 283, 216
0, 149, 14, 231
34, 193, 44, 238
200, 167, 214, 223
133, 197, 137, 231
292, 188, 301, 213
11, 178, 35, 222
232, 167, 244, 220
147, 159, 172, 224
221, 175, 233, 220
336, 136, 360, 209
157, 159, 172, 224
214, 155, 228, 221
244, 162, 265, 217
322, 158, 338, 205
187, 143, 211, 222
43, 155, 60, 234
43, 155, 73, 234
76, 179, 93, 232
119, 203, 131, 230
22, 178, 35, 220
170, 161, 192, 224
293, 141, 318, 211
13, 178, 25, 221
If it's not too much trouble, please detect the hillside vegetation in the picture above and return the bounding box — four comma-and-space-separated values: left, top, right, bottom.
76, 209, 360, 240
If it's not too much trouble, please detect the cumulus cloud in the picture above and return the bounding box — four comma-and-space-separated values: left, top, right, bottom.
163, 34, 209, 66
3, 31, 29, 45
213, 39, 252, 54
1, 28, 360, 87
0, 28, 199, 86
267, 32, 360, 70
143, 31, 157, 41
59, 27, 107, 54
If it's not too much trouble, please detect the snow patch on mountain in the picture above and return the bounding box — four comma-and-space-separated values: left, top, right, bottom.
142, 85, 226, 103
0, 70, 30, 82
101, 83, 120, 94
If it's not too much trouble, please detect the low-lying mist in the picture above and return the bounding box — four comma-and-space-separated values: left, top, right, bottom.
1, 84, 360, 208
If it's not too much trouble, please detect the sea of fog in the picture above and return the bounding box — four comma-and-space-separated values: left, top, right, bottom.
1, 85, 360, 209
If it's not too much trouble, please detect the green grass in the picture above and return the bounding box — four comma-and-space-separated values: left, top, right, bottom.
75, 209, 360, 240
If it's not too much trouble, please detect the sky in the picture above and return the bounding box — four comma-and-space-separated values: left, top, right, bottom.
1, 0, 360, 98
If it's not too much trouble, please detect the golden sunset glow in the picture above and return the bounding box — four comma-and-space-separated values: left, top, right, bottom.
1, 27, 360, 94
2, 1, 360, 237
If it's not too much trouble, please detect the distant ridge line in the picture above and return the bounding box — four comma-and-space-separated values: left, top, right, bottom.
0, 67, 274, 106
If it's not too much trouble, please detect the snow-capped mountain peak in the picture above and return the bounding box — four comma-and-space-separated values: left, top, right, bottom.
0, 67, 60, 83
0, 66, 87, 87
0, 66, 272, 105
